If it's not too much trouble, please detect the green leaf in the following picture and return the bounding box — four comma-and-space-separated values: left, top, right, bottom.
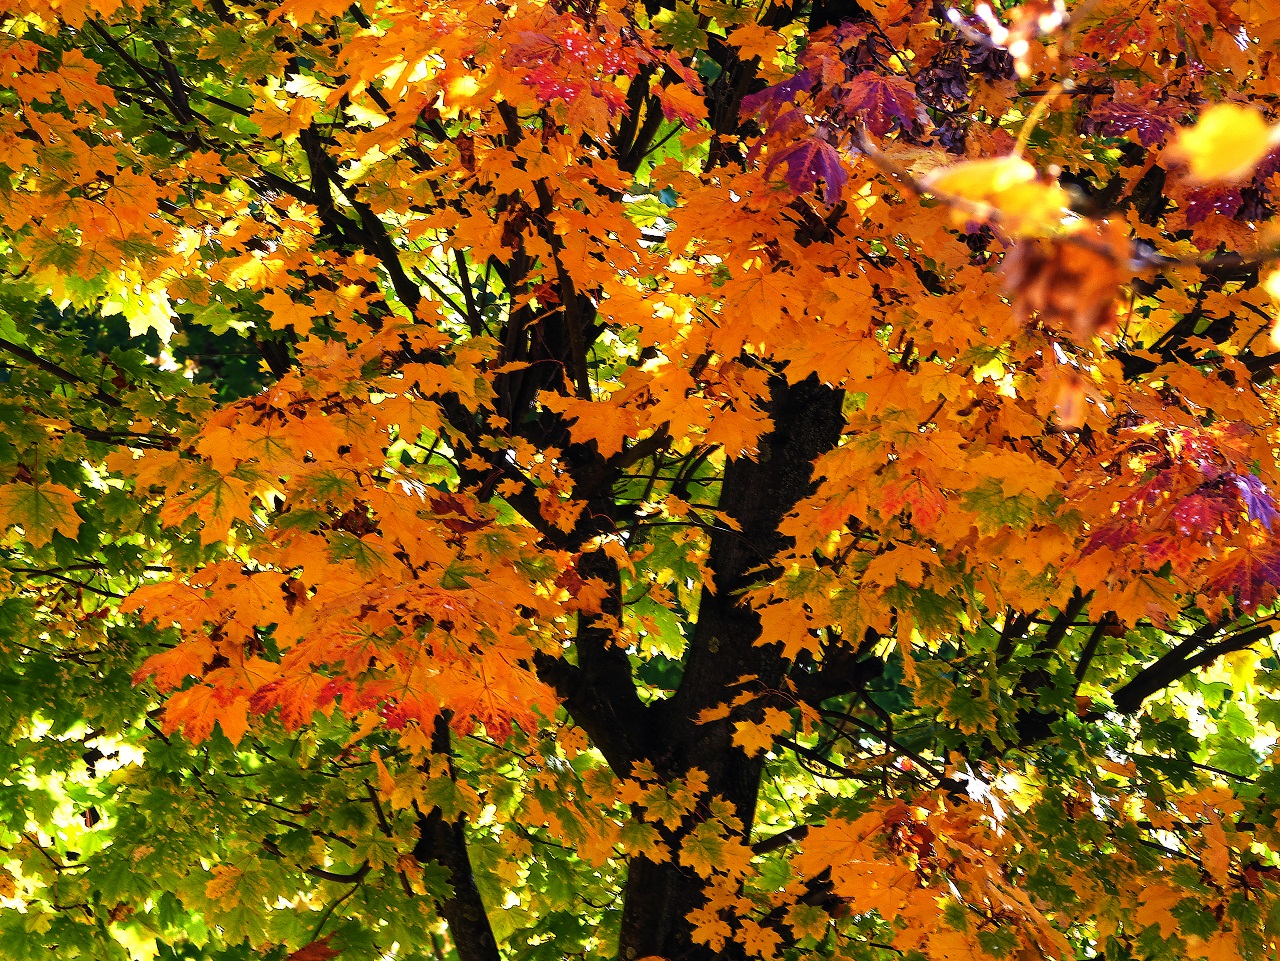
652, 2, 706, 53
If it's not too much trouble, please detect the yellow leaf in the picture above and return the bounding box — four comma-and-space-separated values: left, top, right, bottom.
863, 545, 933, 589
928, 928, 976, 959
540, 394, 639, 460
792, 813, 879, 878
1111, 575, 1179, 627
1170, 103, 1279, 182
157, 462, 256, 544
687, 902, 732, 951
727, 22, 784, 64
679, 826, 722, 878
162, 684, 251, 745
731, 706, 791, 756
923, 155, 1072, 235
785, 902, 830, 941
639, 779, 698, 826
1265, 268, 1280, 301
101, 270, 176, 343
1265, 270, 1280, 348
1135, 884, 1182, 934
1198, 818, 1232, 885
619, 820, 670, 863
204, 865, 243, 905
738, 917, 783, 956
216, 697, 250, 746
1201, 932, 1242, 961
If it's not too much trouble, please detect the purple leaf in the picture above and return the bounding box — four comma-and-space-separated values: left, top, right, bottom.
1252, 144, 1280, 181
740, 69, 815, 120
1184, 184, 1243, 225
1235, 473, 1279, 529
765, 138, 847, 204
1090, 102, 1173, 147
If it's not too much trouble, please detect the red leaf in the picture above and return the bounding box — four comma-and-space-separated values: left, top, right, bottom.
1208, 544, 1280, 611
841, 71, 921, 137
287, 936, 340, 961
765, 138, 847, 204
1183, 184, 1243, 225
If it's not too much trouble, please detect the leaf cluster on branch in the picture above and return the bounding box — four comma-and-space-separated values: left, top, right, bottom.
2, 1, 1280, 960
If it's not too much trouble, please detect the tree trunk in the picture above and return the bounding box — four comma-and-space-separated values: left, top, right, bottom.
616, 373, 845, 961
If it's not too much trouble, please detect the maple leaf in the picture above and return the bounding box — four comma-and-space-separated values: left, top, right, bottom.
248, 672, 332, 730
731, 706, 791, 756
1234, 474, 1279, 529
1111, 575, 1181, 627
162, 466, 257, 544
765, 137, 848, 204
727, 22, 786, 66
51, 49, 117, 110
1182, 184, 1244, 225
1208, 543, 1280, 610
785, 902, 830, 941
286, 936, 341, 961
259, 289, 317, 331
1090, 101, 1173, 146
14, 4, 1280, 961
1001, 221, 1128, 341
639, 779, 699, 827
1170, 103, 1280, 182
687, 903, 732, 951
880, 474, 946, 527
739, 69, 815, 121
863, 544, 932, 589
841, 71, 922, 137
1135, 884, 1182, 934
656, 84, 708, 127
268, 0, 351, 25
0, 481, 81, 547
792, 814, 879, 878
652, 2, 707, 54
162, 684, 252, 745
203, 865, 243, 904
540, 393, 640, 459
679, 820, 731, 878
944, 685, 997, 734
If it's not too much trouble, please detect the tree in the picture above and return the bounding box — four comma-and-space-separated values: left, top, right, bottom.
4, 0, 1280, 958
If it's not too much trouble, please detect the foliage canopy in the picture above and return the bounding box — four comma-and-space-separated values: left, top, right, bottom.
4, 0, 1280, 960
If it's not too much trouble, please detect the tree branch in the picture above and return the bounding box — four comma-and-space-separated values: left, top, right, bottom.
0, 337, 123, 408
751, 823, 810, 855
1109, 621, 1277, 715
789, 635, 885, 706
533, 549, 651, 775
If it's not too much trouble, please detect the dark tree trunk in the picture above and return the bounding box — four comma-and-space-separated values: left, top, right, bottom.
616, 373, 845, 961
414, 715, 502, 961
